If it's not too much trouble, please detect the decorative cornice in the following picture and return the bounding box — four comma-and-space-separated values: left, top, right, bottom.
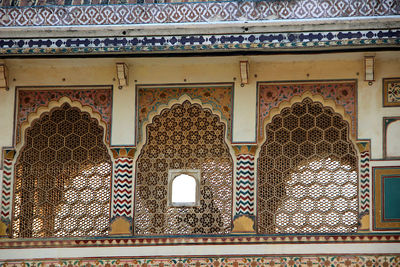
0, 0, 399, 27
0, 29, 399, 56
0, 234, 399, 248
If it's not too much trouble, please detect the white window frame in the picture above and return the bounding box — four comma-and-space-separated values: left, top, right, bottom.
168, 169, 201, 207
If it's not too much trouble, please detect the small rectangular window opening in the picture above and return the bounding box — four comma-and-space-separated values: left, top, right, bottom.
168, 169, 200, 207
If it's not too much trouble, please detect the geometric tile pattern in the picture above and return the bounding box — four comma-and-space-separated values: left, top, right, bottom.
0, 149, 15, 234
112, 157, 134, 219
1, 255, 400, 266
0, 1, 399, 26
16, 87, 112, 145
0, 233, 400, 247
357, 141, 370, 214
1, 29, 399, 56
235, 154, 255, 216
259, 81, 357, 140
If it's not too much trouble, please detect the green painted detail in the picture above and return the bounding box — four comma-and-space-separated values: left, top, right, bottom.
384, 176, 400, 220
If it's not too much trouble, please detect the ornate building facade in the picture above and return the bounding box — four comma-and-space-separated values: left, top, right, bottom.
0, 0, 399, 265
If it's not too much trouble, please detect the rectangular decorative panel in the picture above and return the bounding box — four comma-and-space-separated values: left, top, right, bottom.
16, 86, 112, 145
373, 166, 400, 230
258, 81, 357, 141
383, 78, 400, 107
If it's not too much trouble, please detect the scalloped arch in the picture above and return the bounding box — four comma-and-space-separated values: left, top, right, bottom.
135, 94, 234, 162
18, 96, 108, 152
258, 91, 356, 147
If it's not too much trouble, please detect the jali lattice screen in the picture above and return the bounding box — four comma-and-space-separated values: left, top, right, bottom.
135, 100, 233, 235
257, 98, 358, 234
13, 103, 112, 238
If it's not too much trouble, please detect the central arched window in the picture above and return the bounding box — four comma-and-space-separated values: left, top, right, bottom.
135, 100, 233, 235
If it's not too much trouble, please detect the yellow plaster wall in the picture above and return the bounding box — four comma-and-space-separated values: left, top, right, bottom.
0, 51, 399, 159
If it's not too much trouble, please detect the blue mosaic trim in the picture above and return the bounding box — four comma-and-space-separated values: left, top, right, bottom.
1, 29, 399, 55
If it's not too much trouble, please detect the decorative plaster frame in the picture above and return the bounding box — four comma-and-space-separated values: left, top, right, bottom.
372, 166, 400, 231
257, 80, 358, 142
383, 78, 400, 107
15, 86, 113, 146
383, 116, 400, 160
167, 169, 201, 208
135, 83, 234, 144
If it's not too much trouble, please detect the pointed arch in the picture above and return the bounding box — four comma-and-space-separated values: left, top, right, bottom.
13, 99, 112, 238
134, 96, 234, 235
257, 96, 359, 234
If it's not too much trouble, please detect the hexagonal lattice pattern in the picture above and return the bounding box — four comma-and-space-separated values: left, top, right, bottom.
135, 100, 233, 235
257, 98, 358, 234
13, 103, 112, 238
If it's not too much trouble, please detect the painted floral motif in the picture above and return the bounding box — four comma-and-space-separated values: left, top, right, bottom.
387, 81, 400, 103
259, 82, 356, 139
137, 86, 232, 142
17, 88, 112, 144
1, 255, 399, 266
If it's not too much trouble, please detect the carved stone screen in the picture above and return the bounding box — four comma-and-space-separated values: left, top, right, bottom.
13, 103, 112, 238
135, 100, 233, 235
257, 98, 358, 234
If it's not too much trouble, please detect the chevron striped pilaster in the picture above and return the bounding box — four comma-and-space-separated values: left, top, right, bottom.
356, 141, 371, 231
357, 142, 371, 214
235, 154, 255, 216
232, 145, 257, 233
113, 157, 134, 219
110, 147, 135, 235
1, 149, 15, 237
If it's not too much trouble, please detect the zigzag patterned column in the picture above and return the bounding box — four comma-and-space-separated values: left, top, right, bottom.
110, 147, 135, 235
232, 145, 257, 233
0, 149, 15, 237
357, 141, 371, 231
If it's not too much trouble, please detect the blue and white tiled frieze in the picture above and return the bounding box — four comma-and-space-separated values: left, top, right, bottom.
0, 29, 399, 55
0, 0, 399, 27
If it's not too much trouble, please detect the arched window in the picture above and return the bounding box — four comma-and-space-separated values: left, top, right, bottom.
13, 103, 112, 238
257, 98, 358, 234
135, 100, 233, 235
169, 170, 200, 207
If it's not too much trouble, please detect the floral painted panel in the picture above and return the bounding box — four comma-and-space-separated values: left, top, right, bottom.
1, 255, 399, 266
383, 78, 400, 107
258, 82, 356, 140
17, 87, 112, 144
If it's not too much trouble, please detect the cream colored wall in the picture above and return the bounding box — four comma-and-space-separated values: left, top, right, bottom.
1, 51, 400, 260
1, 52, 399, 159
